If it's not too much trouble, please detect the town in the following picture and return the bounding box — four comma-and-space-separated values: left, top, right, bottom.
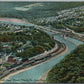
0, 21, 59, 79
34, 5, 84, 37
0, 2, 84, 83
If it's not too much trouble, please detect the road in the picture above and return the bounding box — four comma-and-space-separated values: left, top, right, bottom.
1, 20, 83, 83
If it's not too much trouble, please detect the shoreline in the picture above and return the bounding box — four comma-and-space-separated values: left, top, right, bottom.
0, 17, 77, 83
0, 44, 67, 83
36, 46, 68, 83
36, 37, 80, 83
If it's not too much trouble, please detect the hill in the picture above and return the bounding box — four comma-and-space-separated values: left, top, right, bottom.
46, 44, 84, 83
0, 2, 84, 21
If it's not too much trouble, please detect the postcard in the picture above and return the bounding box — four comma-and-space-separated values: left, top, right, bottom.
0, 0, 84, 83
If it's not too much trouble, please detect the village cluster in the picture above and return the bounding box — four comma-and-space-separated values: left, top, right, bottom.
0, 22, 34, 70
37, 6, 84, 24
0, 4, 84, 81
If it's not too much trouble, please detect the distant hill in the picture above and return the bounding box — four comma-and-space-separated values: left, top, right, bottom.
0, 2, 84, 21
46, 44, 84, 83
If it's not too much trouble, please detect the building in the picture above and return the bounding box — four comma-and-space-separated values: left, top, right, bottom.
0, 58, 2, 64
8, 56, 16, 63
20, 58, 28, 64
8, 56, 22, 64
17, 48, 24, 53
0, 54, 2, 64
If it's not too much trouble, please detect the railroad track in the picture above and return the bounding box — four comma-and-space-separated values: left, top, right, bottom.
0, 40, 66, 80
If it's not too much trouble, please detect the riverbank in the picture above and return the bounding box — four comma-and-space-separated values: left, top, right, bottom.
37, 35, 82, 83
36, 46, 68, 83
0, 17, 78, 83
0, 43, 67, 83
45, 45, 84, 83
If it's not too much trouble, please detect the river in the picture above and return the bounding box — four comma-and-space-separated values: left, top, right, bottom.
1, 20, 83, 83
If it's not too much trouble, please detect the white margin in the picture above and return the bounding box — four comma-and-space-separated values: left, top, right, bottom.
0, 0, 84, 2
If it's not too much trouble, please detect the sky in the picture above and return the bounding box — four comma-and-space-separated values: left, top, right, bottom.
0, 0, 84, 1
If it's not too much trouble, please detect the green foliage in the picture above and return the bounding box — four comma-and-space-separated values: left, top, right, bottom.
3, 63, 11, 67
11, 43, 21, 52
76, 77, 84, 83
16, 45, 44, 58
46, 44, 84, 83
0, 45, 3, 52
0, 2, 84, 21
0, 36, 9, 42
0, 28, 55, 57
50, 21, 65, 29
0, 27, 10, 31
64, 17, 84, 33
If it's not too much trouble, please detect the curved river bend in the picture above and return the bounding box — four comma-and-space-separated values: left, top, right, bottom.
2, 21, 83, 83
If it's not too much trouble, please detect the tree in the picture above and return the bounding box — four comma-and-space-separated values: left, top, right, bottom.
76, 77, 84, 83
0, 36, 9, 42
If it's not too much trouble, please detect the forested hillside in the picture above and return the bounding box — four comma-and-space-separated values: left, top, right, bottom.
0, 2, 84, 21
46, 44, 84, 83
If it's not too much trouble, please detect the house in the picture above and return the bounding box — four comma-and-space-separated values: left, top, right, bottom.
26, 32, 32, 35
17, 48, 24, 53
20, 58, 28, 64
14, 57, 22, 64
8, 56, 16, 63
0, 58, 2, 64
18, 42, 23, 45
